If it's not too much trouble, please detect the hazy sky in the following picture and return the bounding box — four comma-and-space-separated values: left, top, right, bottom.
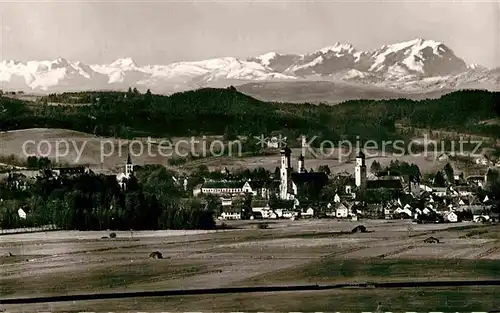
0, 1, 498, 67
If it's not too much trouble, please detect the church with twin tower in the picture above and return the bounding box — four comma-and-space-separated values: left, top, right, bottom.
278, 143, 328, 200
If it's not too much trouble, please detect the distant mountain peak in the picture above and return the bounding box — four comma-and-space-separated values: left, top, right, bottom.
378, 38, 446, 54
54, 57, 69, 63
253, 52, 280, 66
0, 38, 496, 94
317, 42, 355, 54
110, 57, 137, 68
468, 63, 487, 71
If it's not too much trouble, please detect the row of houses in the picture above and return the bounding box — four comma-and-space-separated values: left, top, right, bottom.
195, 179, 278, 199
212, 179, 498, 221
437, 152, 500, 167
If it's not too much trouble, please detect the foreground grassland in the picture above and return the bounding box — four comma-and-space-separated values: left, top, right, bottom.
14, 288, 500, 312
1, 220, 500, 312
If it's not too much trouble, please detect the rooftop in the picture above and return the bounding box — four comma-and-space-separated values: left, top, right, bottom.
291, 172, 329, 185
202, 181, 245, 189
366, 179, 403, 190
280, 146, 291, 155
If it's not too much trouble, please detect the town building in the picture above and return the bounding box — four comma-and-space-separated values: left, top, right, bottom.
278, 146, 328, 200
354, 151, 404, 192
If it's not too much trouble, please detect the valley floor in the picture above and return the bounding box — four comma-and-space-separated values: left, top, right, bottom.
1, 220, 500, 312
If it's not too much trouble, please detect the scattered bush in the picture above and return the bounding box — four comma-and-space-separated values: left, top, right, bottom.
167, 157, 188, 166
351, 225, 367, 233
257, 223, 269, 229
149, 251, 163, 259
461, 229, 489, 238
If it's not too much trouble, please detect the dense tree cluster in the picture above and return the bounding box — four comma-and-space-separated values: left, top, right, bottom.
0, 165, 215, 230
26, 156, 52, 169
1, 89, 499, 145
377, 160, 421, 178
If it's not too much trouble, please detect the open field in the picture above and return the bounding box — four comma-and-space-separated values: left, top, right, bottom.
1, 220, 500, 312
0, 128, 230, 173
182, 149, 447, 174
0, 128, 459, 176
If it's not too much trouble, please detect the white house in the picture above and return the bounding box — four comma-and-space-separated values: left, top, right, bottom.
274, 209, 284, 218
432, 187, 448, 197
201, 181, 244, 196
345, 185, 353, 194
283, 211, 298, 219
221, 197, 233, 207
334, 194, 341, 203
474, 215, 490, 222
251, 200, 271, 218
302, 207, 314, 218
384, 205, 395, 218
336, 206, 349, 218
269, 211, 279, 219
445, 211, 458, 223
242, 180, 270, 198
193, 184, 202, 197
17, 208, 27, 219
467, 175, 485, 188
458, 189, 473, 197
475, 155, 492, 166
394, 207, 413, 218
220, 211, 241, 220
420, 184, 433, 192
325, 202, 335, 217
437, 152, 451, 162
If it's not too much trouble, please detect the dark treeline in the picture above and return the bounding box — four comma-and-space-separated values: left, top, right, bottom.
371, 160, 422, 178
0, 88, 498, 144
0, 165, 216, 230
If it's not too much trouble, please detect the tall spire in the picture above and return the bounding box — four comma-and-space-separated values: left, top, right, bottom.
125, 152, 134, 177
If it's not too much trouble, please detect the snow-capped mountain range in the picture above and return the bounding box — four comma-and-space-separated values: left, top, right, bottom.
0, 38, 498, 94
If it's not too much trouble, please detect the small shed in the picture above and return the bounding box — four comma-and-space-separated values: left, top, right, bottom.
351, 225, 367, 233
423, 237, 440, 243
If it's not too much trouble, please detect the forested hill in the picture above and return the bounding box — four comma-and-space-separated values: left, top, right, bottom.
0, 87, 499, 143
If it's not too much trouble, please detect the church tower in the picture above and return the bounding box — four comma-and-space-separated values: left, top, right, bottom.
280, 146, 292, 199
355, 151, 367, 189
301, 135, 307, 156
409, 175, 421, 197
125, 153, 134, 177
297, 154, 306, 173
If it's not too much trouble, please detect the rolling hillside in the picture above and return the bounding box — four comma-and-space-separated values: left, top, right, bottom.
0, 88, 499, 145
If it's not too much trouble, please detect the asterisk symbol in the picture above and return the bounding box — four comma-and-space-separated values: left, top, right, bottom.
254, 134, 268, 148
277, 134, 287, 147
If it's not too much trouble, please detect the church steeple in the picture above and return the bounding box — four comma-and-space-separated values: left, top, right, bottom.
125, 153, 134, 177
279, 146, 292, 200
298, 154, 306, 173
355, 150, 367, 189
